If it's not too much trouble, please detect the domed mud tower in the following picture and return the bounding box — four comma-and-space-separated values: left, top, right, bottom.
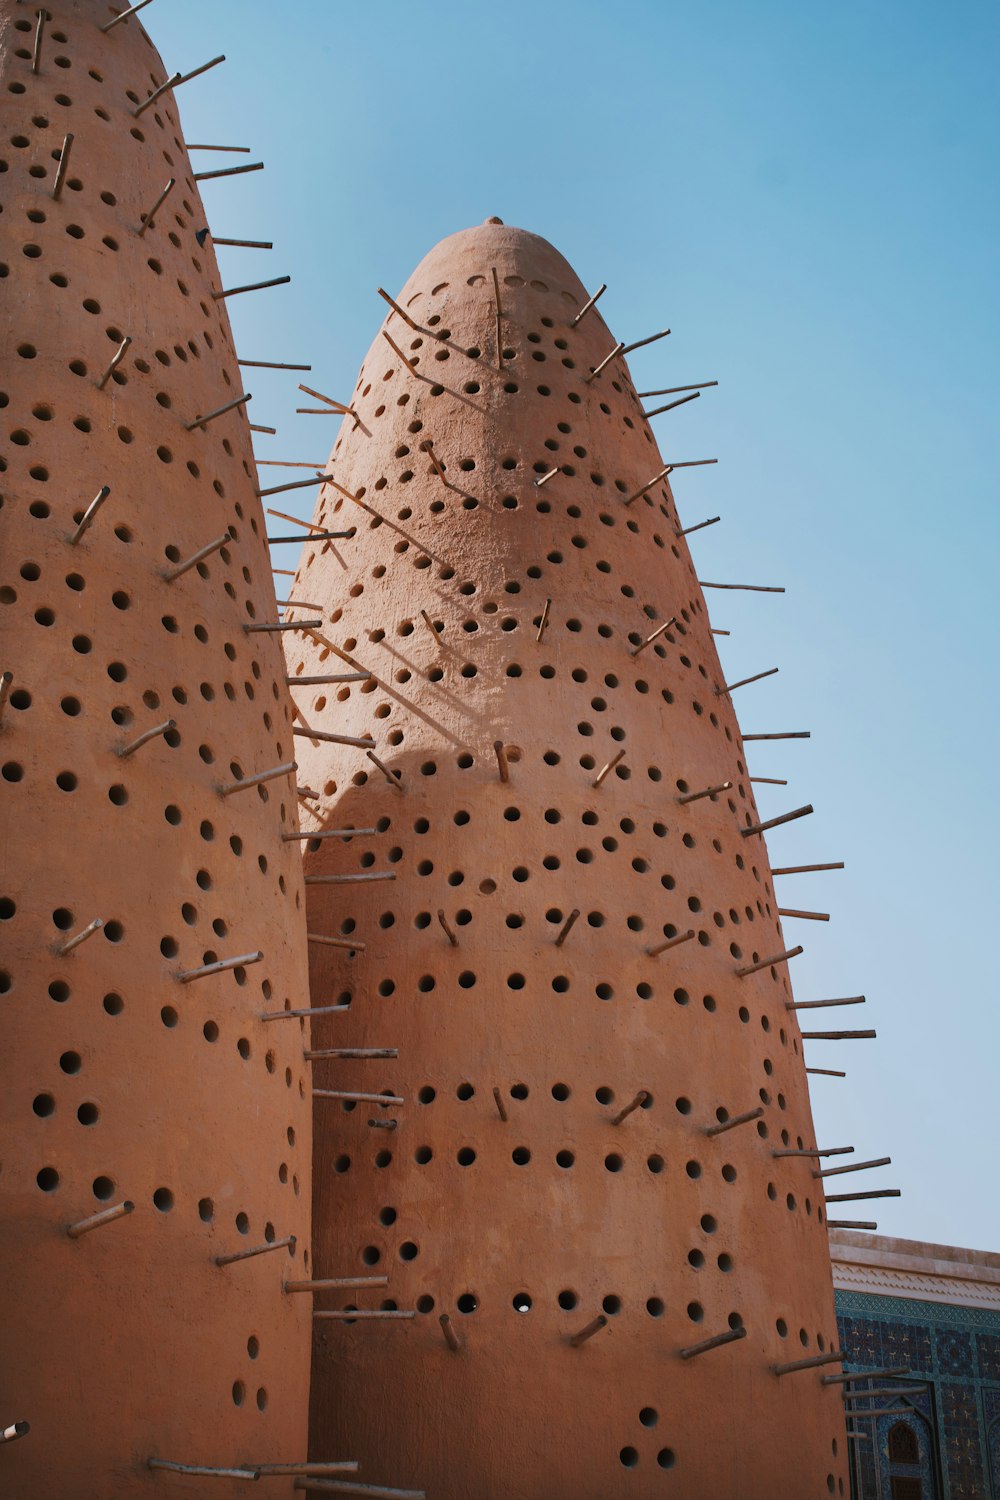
285, 220, 850, 1498
0, 2, 313, 1492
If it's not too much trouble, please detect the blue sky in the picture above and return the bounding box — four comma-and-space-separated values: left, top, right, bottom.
150, 0, 999, 1250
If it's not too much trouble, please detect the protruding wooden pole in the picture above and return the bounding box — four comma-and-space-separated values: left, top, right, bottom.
800, 1029, 876, 1041
743, 731, 810, 741
314, 1091, 405, 1107
54, 918, 103, 956
622, 327, 671, 355
219, 761, 296, 796
772, 862, 845, 875
610, 1091, 650, 1126
185, 392, 252, 430
534, 466, 560, 488
623, 466, 670, 507
366, 749, 404, 793
284, 1278, 388, 1293
377, 287, 421, 331
772, 1350, 843, 1375
268, 531, 352, 545
293, 730, 376, 750
307, 934, 367, 953
163, 533, 229, 581
287, 675, 371, 686
772, 1146, 855, 1158
282, 828, 378, 841
215, 1235, 295, 1267
148, 1459, 258, 1479
244, 620, 322, 633
592, 750, 626, 788
778, 907, 830, 922
133, 71, 181, 116
630, 617, 676, 657
571, 283, 606, 325
555, 909, 581, 946
806, 1067, 847, 1077
261, 1004, 352, 1021
257, 1465, 361, 1478
735, 946, 803, 977
304, 871, 394, 885
69, 486, 111, 545
492, 1087, 508, 1122
491, 266, 503, 369
679, 1327, 747, 1359
494, 741, 510, 783
31, 8, 47, 74
304, 1050, 398, 1062
741, 804, 813, 838
257, 474, 333, 498
51, 132, 73, 200
700, 579, 783, 593
643, 390, 702, 419
584, 341, 624, 383
239, 359, 312, 371
313, 1310, 415, 1322
750, 776, 787, 785
212, 276, 290, 302
704, 1107, 764, 1137
440, 1313, 461, 1351
717, 667, 779, 697
0, 670, 12, 725
137, 177, 176, 235
296, 384, 356, 416
178, 952, 263, 983
194, 161, 264, 183
436, 909, 458, 947
824, 1189, 900, 1203
645, 928, 695, 958
535, 597, 551, 642
569, 1314, 608, 1347
676, 515, 720, 537
420, 609, 440, 643
116, 718, 175, 757
188, 143, 251, 154
66, 1200, 134, 1239
100, 0, 155, 31
813, 1157, 891, 1180
639, 380, 718, 398
677, 780, 732, 805
786, 997, 865, 1011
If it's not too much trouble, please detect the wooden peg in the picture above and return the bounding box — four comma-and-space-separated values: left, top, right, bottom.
212, 276, 289, 302
741, 804, 813, 838
825, 1188, 899, 1203
31, 9, 46, 75
368, 1119, 397, 1130
743, 731, 810, 741
305, 1049, 398, 1061
571, 284, 606, 326
307, 934, 367, 953
2, 1422, 30, 1443
313, 1310, 415, 1322
711, 628, 731, 636
704, 1107, 764, 1137
214, 1235, 295, 1267
366, 749, 404, 792
645, 928, 695, 958
676, 516, 720, 537
639, 380, 718, 398
772, 1146, 855, 1158
534, 467, 560, 488
304, 872, 395, 885
680, 1326, 747, 1359
54, 918, 103, 956
257, 473, 333, 498
210, 237, 273, 249
677, 780, 731, 805
188, 143, 251, 153
585, 341, 624, 383
773, 862, 845, 875
592, 750, 626, 788
377, 287, 421, 331
174, 55, 226, 88
219, 761, 296, 796
610, 1090, 650, 1126
178, 952, 263, 983
193, 161, 263, 183
244, 620, 322, 633
381, 329, 416, 368
535, 597, 551, 641
492, 1087, 508, 1122
494, 741, 510, 783
778, 908, 829, 922
66, 1199, 134, 1239
256, 1465, 361, 1479
786, 997, 865, 1011
69, 485, 111, 545
701, 579, 783, 593
420, 609, 440, 642
806, 1067, 847, 1077
440, 1313, 461, 1351
0, 670, 13, 725
163, 533, 229, 581
133, 71, 180, 116
51, 131, 73, 200
643, 390, 701, 419
285, 1277, 386, 1293
624, 466, 670, 507
287, 674, 371, 686
116, 718, 174, 757
268, 531, 352, 545
314, 1091, 405, 1106
293, 730, 376, 750
148, 1460, 258, 1479
813, 1157, 891, 1180
261, 1004, 352, 1021
827, 1220, 878, 1230
185, 392, 251, 430
749, 776, 787, 785
491, 266, 503, 369
622, 327, 671, 355
772, 1349, 843, 1376
555, 908, 581, 946
239, 359, 312, 370
735, 946, 802, 977
569, 1313, 608, 1347
100, 0, 154, 30
249, 424, 277, 435
437, 909, 458, 947
298, 383, 357, 417
717, 667, 779, 697
800, 1029, 875, 1041
283, 828, 378, 841
630, 616, 677, 656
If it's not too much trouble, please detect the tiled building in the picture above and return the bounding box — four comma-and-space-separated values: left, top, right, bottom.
831, 1231, 1000, 1499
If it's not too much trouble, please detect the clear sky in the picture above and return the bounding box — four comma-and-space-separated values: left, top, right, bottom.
150, 0, 999, 1250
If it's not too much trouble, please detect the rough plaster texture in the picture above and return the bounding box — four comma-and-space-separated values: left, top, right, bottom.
0, 3, 312, 1492
284, 221, 850, 1497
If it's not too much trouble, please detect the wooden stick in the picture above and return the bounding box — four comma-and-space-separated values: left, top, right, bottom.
307, 934, 367, 952
534, 466, 560, 488
569, 1314, 608, 1347
366, 749, 404, 792
584, 340, 624, 382
492, 266, 503, 370
494, 741, 510, 783
639, 380, 718, 398
624, 466, 670, 507
772, 1349, 843, 1376
787, 997, 865, 1011
173, 51, 226, 83
2, 1422, 30, 1443
741, 804, 813, 838
571, 284, 606, 325
680, 1327, 747, 1360
367, 1119, 397, 1131
178, 952, 263, 983
69, 485, 111, 545
630, 616, 676, 656
772, 1147, 855, 1158
211, 237, 272, 249
268, 532, 352, 545
257, 474, 333, 498
437, 909, 458, 947
778, 908, 829, 922
261, 1004, 352, 1021
189, 144, 251, 153
536, 597, 551, 642
381, 329, 416, 367
293, 730, 376, 750
420, 609, 439, 641
806, 1067, 847, 1077
239, 359, 312, 370
825, 1189, 900, 1203
440, 1312, 461, 1350
314, 1091, 404, 1106
116, 718, 174, 757
148, 1460, 258, 1479
282, 828, 378, 841
185, 392, 251, 430
701, 580, 784, 593
0, 670, 12, 725
194, 161, 264, 183
677, 780, 731, 804
642, 390, 700, 419
51, 132, 73, 200
305, 1050, 398, 1061
592, 750, 626, 788
622, 327, 671, 355
215, 1235, 295, 1267
285, 1278, 387, 1293
827, 1220, 878, 1229
743, 731, 810, 741
377, 288, 421, 331
646, 928, 695, 958
31, 10, 45, 77
100, 0, 154, 31
800, 1029, 876, 1041
219, 761, 296, 796
735, 946, 803, 977
54, 918, 103, 956
750, 778, 787, 787
717, 666, 778, 697
212, 275, 289, 301
313, 1310, 414, 1321
492, 1087, 508, 1122
676, 516, 720, 537
814, 1157, 891, 1180
244, 620, 322, 633
555, 909, 581, 947
610, 1091, 650, 1126
304, 872, 395, 885
66, 1199, 134, 1239
773, 862, 845, 875
298, 383, 356, 417
249, 424, 277, 435
162, 533, 229, 581
287, 675, 371, 685
704, 1107, 763, 1137
293, 1483, 425, 1498
258, 1466, 360, 1478
133, 72, 180, 116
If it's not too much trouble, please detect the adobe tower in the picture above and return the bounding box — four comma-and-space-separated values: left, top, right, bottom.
285, 221, 850, 1498
1, 1, 313, 1491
